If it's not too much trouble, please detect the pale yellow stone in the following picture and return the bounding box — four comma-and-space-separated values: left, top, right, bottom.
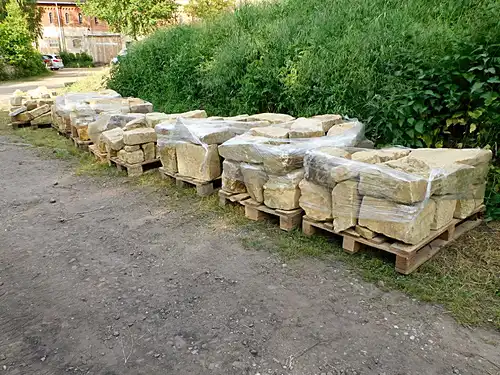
123, 128, 157, 145
332, 180, 361, 233
312, 114, 343, 132
298, 179, 332, 221
117, 149, 144, 164
351, 149, 410, 164
157, 143, 177, 174
176, 143, 221, 181
358, 197, 436, 244
288, 118, 324, 138
101, 128, 124, 151
430, 197, 457, 230
263, 169, 304, 210
304, 147, 354, 187
222, 160, 246, 194
28, 104, 50, 118
240, 163, 268, 203
355, 226, 376, 239
124, 145, 140, 152
246, 113, 295, 124
142, 142, 156, 161
31, 113, 52, 125
249, 126, 289, 138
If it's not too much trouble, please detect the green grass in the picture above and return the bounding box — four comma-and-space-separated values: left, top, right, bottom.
0, 112, 498, 330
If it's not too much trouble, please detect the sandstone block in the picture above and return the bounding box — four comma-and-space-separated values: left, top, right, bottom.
298, 179, 332, 221
28, 104, 51, 118
288, 118, 324, 138
304, 147, 354, 187
312, 114, 343, 132
9, 106, 27, 117
123, 128, 157, 145
453, 183, 486, 219
124, 117, 148, 131
37, 98, 54, 107
25, 100, 38, 110
263, 169, 304, 210
118, 149, 144, 164
176, 143, 221, 181
101, 128, 124, 151
358, 164, 428, 204
241, 163, 268, 203
351, 149, 410, 164
355, 226, 376, 239
10, 96, 23, 106
146, 112, 172, 127
142, 142, 156, 161
246, 113, 295, 124
249, 126, 289, 138
31, 113, 52, 125
106, 143, 118, 158
222, 160, 246, 193
358, 197, 436, 244
129, 101, 153, 113
124, 145, 140, 152
430, 197, 457, 230
158, 143, 178, 174
218, 135, 266, 164
13, 112, 33, 123
332, 180, 361, 233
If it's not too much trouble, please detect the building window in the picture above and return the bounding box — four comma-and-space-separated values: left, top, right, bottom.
48, 12, 53, 24
94, 17, 98, 24
78, 13, 83, 24
65, 12, 69, 24
48, 39, 59, 47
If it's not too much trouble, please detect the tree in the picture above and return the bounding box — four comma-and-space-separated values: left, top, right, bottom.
184, 0, 235, 19
0, 0, 42, 42
80, 0, 178, 40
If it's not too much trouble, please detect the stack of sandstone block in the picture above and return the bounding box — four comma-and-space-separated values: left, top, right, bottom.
155, 113, 274, 182
52, 91, 153, 140
9, 87, 56, 128
218, 115, 368, 210
301, 147, 491, 244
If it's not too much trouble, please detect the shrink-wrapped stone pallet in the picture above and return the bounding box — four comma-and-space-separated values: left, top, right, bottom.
155, 113, 276, 196
300, 147, 490, 274
217, 115, 368, 230
8, 87, 57, 129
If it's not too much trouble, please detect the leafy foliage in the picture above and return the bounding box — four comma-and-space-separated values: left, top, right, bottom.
80, 0, 178, 39
0, 0, 45, 80
59, 51, 93, 68
185, 0, 235, 20
108, 0, 500, 218
0, 0, 42, 41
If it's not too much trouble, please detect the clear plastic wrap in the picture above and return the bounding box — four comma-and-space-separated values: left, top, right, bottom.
301, 147, 491, 244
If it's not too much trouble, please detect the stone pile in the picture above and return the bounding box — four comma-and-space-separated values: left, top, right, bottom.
155, 113, 274, 182
8, 87, 56, 128
52, 91, 153, 139
301, 147, 491, 244
218, 115, 367, 211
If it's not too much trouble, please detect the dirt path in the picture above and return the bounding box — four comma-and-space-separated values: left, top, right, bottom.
0, 139, 499, 375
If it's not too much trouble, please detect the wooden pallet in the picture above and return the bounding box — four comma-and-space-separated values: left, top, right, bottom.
88, 144, 108, 162
10, 122, 52, 130
302, 206, 485, 275
70, 136, 92, 151
159, 167, 221, 197
219, 190, 304, 231
109, 157, 162, 177
52, 123, 71, 138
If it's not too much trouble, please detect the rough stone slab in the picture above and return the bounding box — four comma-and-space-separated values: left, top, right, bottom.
241, 163, 268, 203
222, 160, 246, 194
249, 126, 289, 138
358, 196, 436, 245
158, 143, 178, 174
304, 147, 354, 187
28, 104, 51, 118
117, 149, 145, 164
298, 179, 332, 221
124, 117, 148, 131
218, 134, 266, 164
123, 128, 157, 145
9, 106, 27, 117
124, 145, 140, 152
129, 100, 153, 113
142, 142, 156, 161
13, 112, 33, 123
101, 128, 125, 151
351, 149, 410, 164
288, 118, 325, 138
312, 114, 343, 132
176, 143, 221, 181
31, 113, 52, 125
146, 112, 172, 127
263, 169, 304, 210
332, 180, 361, 233
246, 113, 295, 124
355, 226, 376, 239
10, 96, 23, 106
430, 197, 457, 230
409, 148, 492, 167
88, 113, 146, 144
25, 100, 38, 111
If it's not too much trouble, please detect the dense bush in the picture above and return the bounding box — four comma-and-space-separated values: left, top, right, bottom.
109, 0, 500, 218
0, 0, 46, 80
59, 52, 93, 68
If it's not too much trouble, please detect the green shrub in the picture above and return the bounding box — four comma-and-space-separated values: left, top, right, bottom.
59, 51, 94, 68
109, 0, 500, 218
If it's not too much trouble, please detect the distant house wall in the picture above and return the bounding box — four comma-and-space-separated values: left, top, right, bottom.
37, 1, 125, 64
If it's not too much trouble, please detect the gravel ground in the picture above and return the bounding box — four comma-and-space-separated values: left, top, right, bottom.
0, 138, 499, 375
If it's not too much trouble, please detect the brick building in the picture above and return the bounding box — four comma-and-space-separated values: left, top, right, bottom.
36, 0, 125, 64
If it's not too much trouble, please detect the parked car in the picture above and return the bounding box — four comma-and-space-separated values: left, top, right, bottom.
42, 54, 64, 70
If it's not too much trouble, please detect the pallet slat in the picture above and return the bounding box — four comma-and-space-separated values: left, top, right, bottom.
302, 205, 484, 275
159, 167, 221, 196
88, 145, 108, 163
109, 157, 162, 177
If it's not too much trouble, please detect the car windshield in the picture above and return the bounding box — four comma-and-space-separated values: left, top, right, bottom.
55, 56, 62, 60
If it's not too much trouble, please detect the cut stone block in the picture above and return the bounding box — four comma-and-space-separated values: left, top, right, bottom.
409, 148, 492, 167
146, 112, 172, 127
123, 128, 157, 145
358, 196, 436, 245
176, 143, 221, 181
31, 113, 52, 125
10, 96, 23, 106
9, 106, 27, 117
453, 183, 486, 219
101, 127, 124, 151
222, 160, 246, 193
288, 118, 324, 138
37, 98, 54, 107
240, 163, 268, 203
142, 142, 156, 161
249, 126, 289, 138
129, 100, 153, 113
351, 149, 410, 164
430, 197, 457, 230
246, 113, 295, 124
124, 145, 140, 152
123, 117, 148, 131
355, 226, 376, 239
13, 112, 33, 123
304, 147, 354, 187
263, 169, 304, 210
332, 180, 361, 233
358, 164, 428, 204
25, 100, 37, 110
262, 144, 305, 175
312, 114, 343, 132
117, 149, 145, 164
28, 104, 51, 118
158, 143, 178, 174
298, 179, 332, 221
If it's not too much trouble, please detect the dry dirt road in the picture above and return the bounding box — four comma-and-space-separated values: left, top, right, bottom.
0, 139, 499, 375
